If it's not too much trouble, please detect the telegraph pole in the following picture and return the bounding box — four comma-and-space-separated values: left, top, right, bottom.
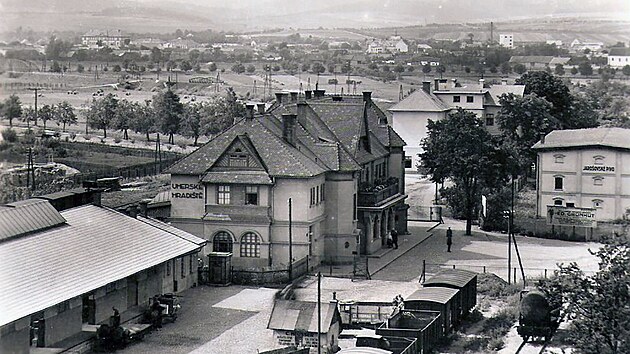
317, 272, 322, 354
28, 87, 40, 126
288, 198, 293, 281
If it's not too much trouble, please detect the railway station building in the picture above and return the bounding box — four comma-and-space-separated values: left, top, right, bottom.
0, 198, 206, 354
167, 91, 408, 271
532, 127, 630, 221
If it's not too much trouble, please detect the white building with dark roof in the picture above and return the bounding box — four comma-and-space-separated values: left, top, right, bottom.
532, 127, 630, 220
0, 198, 206, 353
81, 30, 130, 49
389, 78, 524, 170
608, 47, 630, 68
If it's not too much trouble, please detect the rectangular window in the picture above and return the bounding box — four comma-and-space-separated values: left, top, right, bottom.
554, 154, 565, 164
218, 185, 230, 204
181, 257, 185, 278
554, 177, 563, 190
453, 96, 461, 103
404, 157, 412, 168
485, 114, 494, 126
245, 186, 259, 205
466, 96, 474, 103
566, 202, 575, 208
320, 183, 325, 201
310, 187, 315, 206
316, 185, 320, 204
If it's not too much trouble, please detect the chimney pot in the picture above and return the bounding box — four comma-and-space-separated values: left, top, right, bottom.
257, 103, 265, 114
313, 89, 326, 98
479, 78, 485, 90
282, 114, 297, 146
275, 92, 284, 104
245, 104, 255, 120
128, 205, 138, 218
362, 91, 372, 102
422, 81, 431, 93
305, 90, 312, 99
290, 92, 298, 102
139, 200, 149, 217
501, 77, 508, 85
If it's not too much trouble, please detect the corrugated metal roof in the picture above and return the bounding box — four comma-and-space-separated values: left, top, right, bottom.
267, 300, 338, 333
423, 269, 477, 289
0, 205, 205, 327
532, 127, 630, 151
407, 287, 459, 304
0, 199, 66, 242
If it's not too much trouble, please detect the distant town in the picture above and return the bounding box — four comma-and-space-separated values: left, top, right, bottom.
1, 5, 630, 354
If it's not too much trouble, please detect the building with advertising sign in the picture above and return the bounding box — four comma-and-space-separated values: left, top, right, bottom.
166, 91, 408, 273
533, 127, 630, 221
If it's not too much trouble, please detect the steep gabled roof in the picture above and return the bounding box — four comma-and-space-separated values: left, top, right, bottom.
389, 89, 450, 112
166, 117, 327, 178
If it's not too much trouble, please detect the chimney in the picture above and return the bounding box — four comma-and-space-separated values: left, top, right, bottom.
313, 89, 326, 98
434, 78, 440, 91
257, 103, 265, 114
479, 78, 485, 91
451, 78, 457, 88
540, 133, 546, 144
422, 81, 431, 93
362, 91, 372, 103
127, 205, 138, 219
245, 104, 255, 120
304, 90, 312, 99
332, 95, 343, 101
282, 114, 297, 146
332, 291, 337, 301
139, 200, 149, 218
438, 78, 448, 91
290, 92, 298, 102
501, 77, 508, 85
275, 92, 284, 104
297, 101, 307, 126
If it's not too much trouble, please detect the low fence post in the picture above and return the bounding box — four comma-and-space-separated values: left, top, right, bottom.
452, 264, 456, 269
513, 268, 517, 284
483, 266, 486, 273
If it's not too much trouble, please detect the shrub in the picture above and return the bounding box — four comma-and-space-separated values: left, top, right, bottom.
178, 142, 187, 149
2, 129, 18, 143
100, 138, 106, 144
487, 337, 505, 351
84, 135, 92, 141
69, 132, 76, 140
114, 137, 122, 143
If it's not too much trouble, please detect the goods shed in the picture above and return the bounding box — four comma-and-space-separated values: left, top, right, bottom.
422, 269, 477, 317
404, 287, 459, 335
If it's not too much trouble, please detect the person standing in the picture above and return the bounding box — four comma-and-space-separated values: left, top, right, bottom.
391, 228, 399, 249
446, 227, 453, 252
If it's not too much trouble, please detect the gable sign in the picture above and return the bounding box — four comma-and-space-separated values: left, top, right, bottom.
546, 206, 596, 227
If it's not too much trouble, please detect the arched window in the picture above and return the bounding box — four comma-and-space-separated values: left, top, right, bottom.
240, 232, 261, 258
213, 231, 233, 253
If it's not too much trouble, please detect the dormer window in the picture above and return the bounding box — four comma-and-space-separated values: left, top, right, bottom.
554, 154, 565, 164
593, 155, 605, 165
229, 153, 248, 167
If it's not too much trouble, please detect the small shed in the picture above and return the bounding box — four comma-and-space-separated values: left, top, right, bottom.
207, 252, 232, 286
423, 269, 477, 318
404, 287, 459, 335
268, 300, 342, 352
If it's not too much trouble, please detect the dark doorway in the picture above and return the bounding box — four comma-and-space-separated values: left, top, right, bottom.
127, 278, 138, 307
82, 294, 96, 324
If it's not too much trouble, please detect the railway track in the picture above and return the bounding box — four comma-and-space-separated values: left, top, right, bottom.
514, 337, 551, 354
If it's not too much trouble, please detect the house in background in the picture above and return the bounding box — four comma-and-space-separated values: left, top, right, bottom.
509, 56, 554, 70
499, 34, 514, 48
0, 198, 205, 354
167, 90, 408, 272
607, 47, 630, 68
389, 78, 524, 170
81, 30, 130, 49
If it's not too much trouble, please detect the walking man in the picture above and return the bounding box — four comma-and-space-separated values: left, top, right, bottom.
446, 227, 453, 252
391, 228, 399, 249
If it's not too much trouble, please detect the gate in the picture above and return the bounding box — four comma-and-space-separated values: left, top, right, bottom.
408, 205, 442, 222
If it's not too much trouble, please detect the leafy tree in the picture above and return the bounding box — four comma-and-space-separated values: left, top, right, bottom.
45, 35, 71, 60
208, 62, 217, 72
231, 63, 245, 74
246, 64, 256, 73
327, 63, 336, 73
54, 101, 77, 132
514, 63, 526, 74
516, 71, 572, 126
496, 93, 556, 172
180, 60, 193, 72
131, 101, 156, 142
153, 89, 183, 144
422, 64, 432, 74
21, 107, 36, 126
150, 47, 163, 66
539, 238, 630, 354
77, 64, 85, 73
571, 67, 578, 75
3, 95, 22, 127
623, 65, 630, 76
312, 62, 325, 74
420, 108, 509, 235
87, 94, 118, 138
579, 61, 593, 76
112, 64, 121, 72
224, 87, 246, 123
113, 100, 134, 139
181, 102, 204, 145
500, 62, 511, 74
50, 61, 62, 73
554, 64, 565, 75
301, 62, 311, 72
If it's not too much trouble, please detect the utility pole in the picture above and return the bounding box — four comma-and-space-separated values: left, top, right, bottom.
28, 87, 40, 126
511, 175, 526, 286
317, 272, 322, 354
288, 198, 293, 281
503, 208, 511, 284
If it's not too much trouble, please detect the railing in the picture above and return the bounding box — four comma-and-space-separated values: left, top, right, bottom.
358, 184, 400, 206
